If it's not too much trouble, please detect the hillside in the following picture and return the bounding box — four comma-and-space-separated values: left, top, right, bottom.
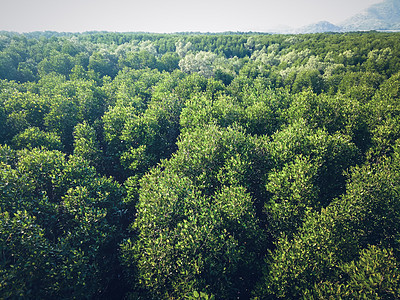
289, 0, 400, 33
296, 21, 342, 33
340, 0, 400, 31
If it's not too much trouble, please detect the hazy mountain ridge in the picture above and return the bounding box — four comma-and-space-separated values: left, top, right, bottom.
283, 0, 400, 33
296, 21, 342, 33
340, 0, 400, 31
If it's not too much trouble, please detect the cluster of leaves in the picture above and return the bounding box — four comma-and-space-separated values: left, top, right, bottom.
0, 146, 125, 298
1, 31, 400, 299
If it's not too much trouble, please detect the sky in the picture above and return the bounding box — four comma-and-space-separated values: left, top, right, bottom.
0, 0, 384, 33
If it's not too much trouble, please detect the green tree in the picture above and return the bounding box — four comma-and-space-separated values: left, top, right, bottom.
286, 90, 370, 152
73, 121, 101, 168
0, 147, 126, 298
123, 171, 265, 299
37, 51, 74, 78
122, 124, 270, 299
314, 245, 400, 299
158, 51, 180, 72
12, 127, 63, 151
292, 69, 324, 94
258, 144, 400, 299
367, 72, 400, 157
266, 119, 360, 208
179, 51, 217, 78
43, 94, 79, 153
88, 51, 118, 78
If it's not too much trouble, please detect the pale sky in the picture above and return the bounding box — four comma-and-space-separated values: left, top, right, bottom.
0, 0, 384, 33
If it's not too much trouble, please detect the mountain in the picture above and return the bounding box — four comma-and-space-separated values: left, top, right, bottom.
340, 0, 400, 31
272, 0, 400, 34
296, 21, 342, 34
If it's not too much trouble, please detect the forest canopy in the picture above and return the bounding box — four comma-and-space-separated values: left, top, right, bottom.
1, 31, 400, 299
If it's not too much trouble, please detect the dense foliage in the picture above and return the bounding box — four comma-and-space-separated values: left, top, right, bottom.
1, 30, 400, 298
